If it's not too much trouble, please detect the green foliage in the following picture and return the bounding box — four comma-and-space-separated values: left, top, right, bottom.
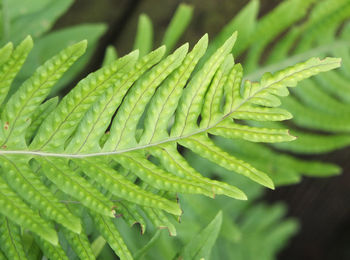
133, 3, 193, 55
122, 1, 349, 259
202, 0, 350, 187
0, 25, 339, 259
0, 0, 106, 96
0, 1, 347, 259
162, 4, 193, 54
133, 14, 153, 58
123, 154, 298, 260
181, 211, 223, 260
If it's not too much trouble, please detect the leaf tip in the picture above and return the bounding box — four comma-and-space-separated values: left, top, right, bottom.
179, 3, 194, 11
240, 193, 248, 200
4, 41, 13, 51
200, 33, 209, 45
73, 40, 88, 55
22, 35, 34, 49
267, 179, 275, 190
130, 48, 140, 60
47, 231, 59, 246
158, 45, 167, 55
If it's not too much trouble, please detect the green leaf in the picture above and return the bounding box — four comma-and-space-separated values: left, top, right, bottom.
15, 24, 107, 97
0, 12, 343, 258
210, 121, 296, 143
30, 49, 139, 151
0, 42, 13, 67
162, 4, 193, 54
61, 227, 95, 260
6, 0, 73, 44
150, 144, 247, 200
200, 55, 234, 128
91, 236, 106, 258
35, 234, 69, 260
140, 34, 208, 144
171, 32, 237, 136
115, 152, 215, 204
89, 211, 133, 260
25, 97, 58, 144
117, 201, 146, 234
0, 175, 58, 245
75, 157, 181, 215
102, 45, 118, 66
133, 14, 153, 57
1, 40, 86, 148
37, 157, 115, 218
104, 44, 187, 150
181, 211, 223, 260
0, 216, 28, 260
142, 206, 177, 236
66, 47, 163, 153
0, 36, 33, 106
0, 156, 81, 233
180, 134, 274, 189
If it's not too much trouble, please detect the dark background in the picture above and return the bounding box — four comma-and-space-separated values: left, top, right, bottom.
53, 1, 350, 259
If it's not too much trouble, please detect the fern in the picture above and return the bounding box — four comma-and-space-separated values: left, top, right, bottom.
180, 0, 350, 186
142, 1, 350, 257
110, 2, 349, 259
0, 8, 341, 260
127, 153, 298, 260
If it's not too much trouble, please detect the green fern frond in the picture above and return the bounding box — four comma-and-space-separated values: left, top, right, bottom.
193, 0, 350, 187
35, 234, 69, 260
61, 226, 95, 260
90, 211, 133, 260
0, 36, 33, 106
133, 14, 153, 58
0, 29, 340, 259
117, 201, 147, 234
0, 216, 27, 260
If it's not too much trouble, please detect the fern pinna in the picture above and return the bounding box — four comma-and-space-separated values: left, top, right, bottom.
0, 31, 340, 259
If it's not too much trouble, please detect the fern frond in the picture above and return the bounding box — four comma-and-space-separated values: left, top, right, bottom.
0, 155, 82, 233
193, 0, 350, 188
142, 206, 177, 236
133, 14, 153, 58
150, 144, 245, 199
161, 4, 193, 54
74, 157, 181, 215
37, 157, 115, 218
61, 227, 95, 260
89, 211, 133, 260
140, 34, 208, 144
30, 49, 140, 151
25, 97, 58, 144
0, 43, 13, 68
0, 27, 340, 259
0, 36, 32, 106
104, 44, 187, 150
180, 211, 222, 260
0, 175, 58, 245
0, 216, 27, 260
35, 234, 69, 260
117, 201, 147, 234
1, 40, 86, 148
